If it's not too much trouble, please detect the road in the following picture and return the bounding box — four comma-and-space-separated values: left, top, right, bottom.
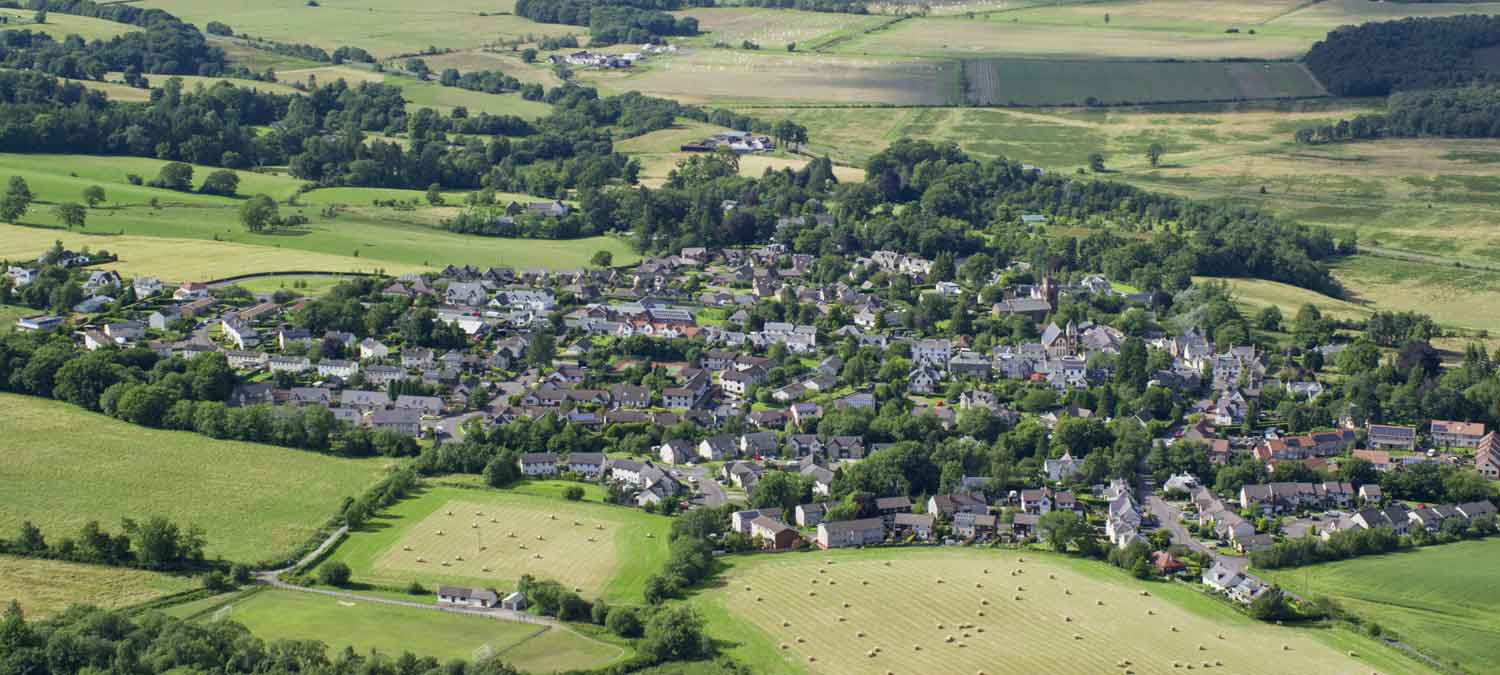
679, 465, 727, 507
1146, 495, 1248, 574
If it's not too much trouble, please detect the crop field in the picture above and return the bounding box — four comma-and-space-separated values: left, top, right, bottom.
315, 486, 670, 603
0, 395, 390, 564
201, 588, 625, 670
1260, 538, 1500, 674
577, 49, 959, 105
674, 8, 887, 50
136, 0, 575, 58
0, 555, 196, 618
698, 548, 1425, 675
962, 59, 1323, 106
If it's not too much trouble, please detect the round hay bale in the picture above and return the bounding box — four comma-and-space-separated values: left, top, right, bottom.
471, 523, 478, 529
825, 560, 834, 565
1017, 586, 1025, 592
779, 643, 788, 650
829, 580, 837, 586
862, 580, 870, 585
481, 566, 490, 572
519, 544, 527, 550
914, 644, 922, 651
818, 568, 826, 574
1347, 651, 1357, 657
936, 623, 944, 629
436, 530, 444, 536
977, 610, 985, 617
536, 535, 545, 541
456, 555, 464, 561
1141, 590, 1150, 597
1097, 600, 1105, 606
843, 601, 851, 608
962, 632, 971, 639
983, 568, 989, 574
838, 615, 846, 622
1049, 573, 1056, 580
945, 635, 955, 643
446, 510, 453, 516
1073, 633, 1083, 640
1217, 634, 1224, 640
1064, 616, 1072, 622
1198, 645, 1206, 651
957, 642, 967, 648
416, 557, 425, 563
507, 532, 515, 538
936, 578, 944, 584
489, 519, 497, 524
807, 656, 816, 663
1013, 595, 1022, 601
402, 545, 412, 551
441, 560, 450, 566
1065, 589, 1072, 595
976, 582, 983, 588
795, 636, 805, 643
856, 631, 865, 638
549, 514, 557, 520
1170, 626, 1178, 632
884, 561, 891, 566
1282, 645, 1290, 651
808, 591, 816, 596
1147, 610, 1155, 616
1018, 557, 1024, 563
980, 598, 989, 606
867, 650, 876, 658
782, 619, 790, 627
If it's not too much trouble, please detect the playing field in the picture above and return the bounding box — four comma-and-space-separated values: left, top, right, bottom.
963, 59, 1324, 106
698, 548, 1428, 675
1260, 538, 1500, 674
0, 395, 390, 564
315, 485, 670, 603
136, 0, 575, 58
200, 588, 626, 670
0, 554, 196, 618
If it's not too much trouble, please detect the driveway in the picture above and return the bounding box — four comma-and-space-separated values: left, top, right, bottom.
1147, 495, 1248, 573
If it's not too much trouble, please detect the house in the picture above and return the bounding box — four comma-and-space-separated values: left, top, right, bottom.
133, 276, 163, 298
1152, 551, 1187, 576
698, 434, 738, 461
519, 452, 559, 476
1431, 420, 1486, 449
1366, 423, 1416, 451
359, 338, 390, 361
437, 586, 498, 608
1477, 432, 1500, 480
501, 592, 526, 611
731, 508, 783, 535
268, 355, 310, 374
816, 518, 885, 549
1043, 451, 1084, 482
1352, 449, 1394, 472
874, 496, 912, 524
926, 493, 988, 519
147, 307, 181, 330
1019, 489, 1052, 515
173, 282, 209, 300
800, 464, 835, 496
318, 359, 358, 379
750, 516, 797, 550
795, 503, 826, 527
369, 408, 421, 436
657, 438, 695, 465
891, 513, 936, 541
569, 452, 606, 478
287, 387, 333, 406
363, 365, 404, 386
953, 512, 999, 540
394, 395, 444, 415
1358, 484, 1383, 503
445, 282, 487, 307
1201, 563, 1268, 605
340, 390, 387, 410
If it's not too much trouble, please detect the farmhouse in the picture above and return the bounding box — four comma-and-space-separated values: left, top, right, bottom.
816, 518, 885, 549
437, 586, 498, 608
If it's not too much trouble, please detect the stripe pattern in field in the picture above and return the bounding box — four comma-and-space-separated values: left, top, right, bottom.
710, 550, 1371, 674
962, 59, 1325, 106
375, 499, 631, 596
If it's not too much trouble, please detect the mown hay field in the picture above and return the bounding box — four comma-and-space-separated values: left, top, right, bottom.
202, 588, 626, 670
698, 548, 1427, 675
0, 395, 391, 564
1260, 538, 1500, 674
0, 8, 137, 42
315, 486, 671, 603
0, 554, 197, 618
674, 7, 888, 50
963, 59, 1324, 106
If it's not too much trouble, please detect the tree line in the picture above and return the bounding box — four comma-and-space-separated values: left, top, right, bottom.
513, 0, 710, 45
1293, 84, 1500, 144
1304, 15, 1500, 97
1, 516, 205, 571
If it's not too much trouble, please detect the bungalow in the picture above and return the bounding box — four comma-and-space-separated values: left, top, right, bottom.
437, 586, 498, 608
816, 518, 885, 549
359, 338, 390, 361
173, 282, 209, 301
891, 513, 936, 541
501, 592, 525, 612
569, 452, 606, 479
1152, 551, 1186, 576
1352, 449, 1394, 472
750, 516, 797, 550
519, 452, 560, 477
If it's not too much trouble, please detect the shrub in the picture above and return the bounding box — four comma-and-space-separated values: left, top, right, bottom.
319, 561, 352, 587
563, 485, 586, 501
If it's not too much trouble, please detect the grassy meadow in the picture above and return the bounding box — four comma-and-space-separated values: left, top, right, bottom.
0, 395, 391, 563
314, 485, 671, 603
0, 555, 197, 618
674, 7, 889, 50
963, 59, 1323, 106
199, 588, 626, 670
1260, 538, 1500, 674
697, 547, 1428, 675
0, 8, 137, 42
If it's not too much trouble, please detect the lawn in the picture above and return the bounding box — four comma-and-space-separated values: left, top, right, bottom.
0, 554, 197, 618
1260, 538, 1500, 674
314, 485, 670, 603
199, 588, 625, 670
0, 304, 28, 333
696, 547, 1429, 675
0, 394, 391, 564
963, 59, 1324, 106
135, 0, 575, 58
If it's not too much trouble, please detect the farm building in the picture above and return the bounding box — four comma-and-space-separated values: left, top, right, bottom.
437, 586, 498, 608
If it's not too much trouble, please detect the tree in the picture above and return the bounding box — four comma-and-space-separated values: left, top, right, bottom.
521, 48, 538, 63
83, 185, 106, 208
563, 485, 585, 501
1146, 142, 1164, 168
1037, 510, 1086, 552
1256, 305, 1282, 331
638, 605, 711, 663
152, 162, 194, 191
606, 606, 643, 637
590, 250, 614, 268
52, 202, 85, 230
319, 561, 352, 587
425, 183, 444, 206
0, 176, 32, 222
199, 170, 240, 197
1088, 152, 1106, 172
240, 194, 279, 232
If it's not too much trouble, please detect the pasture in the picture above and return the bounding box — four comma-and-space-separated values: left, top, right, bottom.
135, 0, 575, 58
963, 59, 1323, 106
200, 588, 625, 670
0, 8, 136, 42
1327, 256, 1500, 335
698, 548, 1427, 675
0, 555, 196, 618
314, 486, 670, 603
0, 394, 390, 564
1260, 538, 1500, 674
675, 7, 887, 50
1202, 276, 1371, 324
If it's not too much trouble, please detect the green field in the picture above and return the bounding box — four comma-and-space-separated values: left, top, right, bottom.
0, 554, 197, 618
199, 588, 626, 670
1202, 276, 1372, 324
1327, 255, 1500, 334
698, 547, 1427, 675
137, 0, 575, 58
963, 59, 1323, 106
314, 485, 671, 603
0, 8, 137, 42
674, 7, 888, 50
0, 394, 390, 563
1261, 539, 1500, 674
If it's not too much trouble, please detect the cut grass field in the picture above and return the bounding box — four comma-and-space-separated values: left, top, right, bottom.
0, 8, 137, 42
1260, 538, 1500, 674
963, 59, 1323, 106
199, 588, 625, 670
698, 548, 1431, 675
137, 0, 574, 58
674, 7, 888, 50
1200, 276, 1371, 323
0, 394, 390, 563
1327, 255, 1500, 334
315, 485, 670, 603
0, 554, 197, 618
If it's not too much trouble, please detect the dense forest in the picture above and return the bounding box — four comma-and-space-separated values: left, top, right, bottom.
0, 23, 228, 79
1303, 15, 1500, 96
1293, 84, 1500, 143
514, 0, 710, 44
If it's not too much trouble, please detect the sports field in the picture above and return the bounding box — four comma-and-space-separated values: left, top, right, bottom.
0, 554, 196, 618
136, 0, 575, 58
0, 394, 390, 564
963, 59, 1323, 106
1260, 538, 1500, 674
698, 548, 1427, 675
200, 588, 626, 670
314, 485, 671, 603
